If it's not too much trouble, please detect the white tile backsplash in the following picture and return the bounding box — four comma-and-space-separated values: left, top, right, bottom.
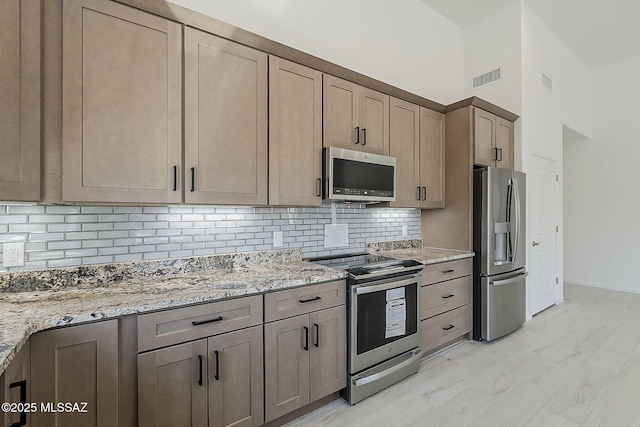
0, 202, 421, 272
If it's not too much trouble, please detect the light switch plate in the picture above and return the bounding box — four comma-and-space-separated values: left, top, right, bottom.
324, 224, 349, 248
3, 242, 25, 267
402, 225, 408, 237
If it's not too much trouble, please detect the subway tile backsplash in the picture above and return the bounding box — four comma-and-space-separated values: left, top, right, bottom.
0, 203, 420, 272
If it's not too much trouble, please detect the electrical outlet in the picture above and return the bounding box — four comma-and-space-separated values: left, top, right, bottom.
3, 242, 25, 267
402, 225, 408, 237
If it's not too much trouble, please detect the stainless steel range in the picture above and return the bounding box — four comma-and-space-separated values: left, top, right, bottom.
311, 253, 423, 404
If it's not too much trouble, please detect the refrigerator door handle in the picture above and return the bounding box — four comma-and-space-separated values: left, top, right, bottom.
491, 272, 528, 286
512, 177, 521, 264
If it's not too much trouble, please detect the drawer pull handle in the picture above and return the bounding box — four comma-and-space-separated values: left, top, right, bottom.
299, 296, 321, 304
442, 294, 455, 299
214, 350, 220, 381
9, 380, 27, 427
443, 324, 455, 331
442, 269, 455, 274
198, 355, 203, 386
192, 316, 223, 326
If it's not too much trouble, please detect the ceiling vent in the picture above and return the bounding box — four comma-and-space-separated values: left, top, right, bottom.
472, 67, 502, 89
542, 73, 553, 92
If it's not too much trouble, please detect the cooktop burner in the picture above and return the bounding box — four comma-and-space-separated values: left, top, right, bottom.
307, 253, 423, 279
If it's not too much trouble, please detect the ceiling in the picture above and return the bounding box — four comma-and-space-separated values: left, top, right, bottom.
421, 0, 640, 69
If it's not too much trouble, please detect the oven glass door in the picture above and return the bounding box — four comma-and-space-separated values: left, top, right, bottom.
354, 278, 418, 356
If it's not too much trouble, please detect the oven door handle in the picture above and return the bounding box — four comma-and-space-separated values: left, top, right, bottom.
354, 276, 419, 295
353, 349, 422, 387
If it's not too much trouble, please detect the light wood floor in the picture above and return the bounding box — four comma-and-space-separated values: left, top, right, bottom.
286, 284, 640, 426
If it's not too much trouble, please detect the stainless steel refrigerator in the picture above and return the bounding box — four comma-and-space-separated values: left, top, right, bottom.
473, 166, 527, 341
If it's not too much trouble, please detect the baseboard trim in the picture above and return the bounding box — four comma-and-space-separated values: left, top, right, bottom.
564, 280, 640, 295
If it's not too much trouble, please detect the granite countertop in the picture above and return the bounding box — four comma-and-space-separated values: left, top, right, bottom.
0, 249, 345, 375
367, 239, 474, 265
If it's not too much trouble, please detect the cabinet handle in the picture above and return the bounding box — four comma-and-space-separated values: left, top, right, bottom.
442, 294, 455, 299
422, 186, 427, 201
299, 296, 321, 304
362, 128, 367, 146
190, 167, 195, 192
192, 316, 223, 326
416, 186, 421, 201
173, 165, 178, 191
9, 380, 27, 427
355, 126, 360, 144
214, 350, 220, 381
313, 323, 319, 348
316, 178, 322, 197
498, 148, 503, 161
197, 355, 203, 386
443, 324, 455, 331
303, 326, 309, 351
442, 269, 455, 274
494, 147, 499, 161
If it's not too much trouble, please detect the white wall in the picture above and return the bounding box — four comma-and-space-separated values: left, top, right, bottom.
171, 0, 466, 104
462, 2, 591, 315
564, 55, 640, 292
464, 2, 523, 116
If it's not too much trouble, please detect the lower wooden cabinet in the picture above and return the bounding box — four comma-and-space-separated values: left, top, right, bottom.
138, 325, 263, 427
420, 258, 473, 355
1, 341, 30, 427
30, 320, 119, 427
264, 305, 346, 422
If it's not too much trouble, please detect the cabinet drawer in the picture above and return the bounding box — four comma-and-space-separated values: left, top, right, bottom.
265, 280, 346, 322
421, 258, 472, 284
421, 276, 472, 320
421, 304, 471, 354
138, 295, 263, 352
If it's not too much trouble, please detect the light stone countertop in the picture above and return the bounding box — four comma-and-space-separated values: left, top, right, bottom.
367, 239, 473, 265
375, 247, 474, 265
0, 251, 345, 376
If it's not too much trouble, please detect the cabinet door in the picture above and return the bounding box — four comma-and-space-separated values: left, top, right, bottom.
309, 306, 346, 401
473, 108, 496, 167
495, 116, 514, 169
208, 326, 264, 427
264, 315, 310, 422
389, 98, 420, 208
323, 75, 359, 150
184, 28, 268, 205
62, 0, 182, 203
31, 320, 119, 427
269, 56, 323, 206
0, 0, 41, 201
1, 341, 30, 427
138, 340, 208, 427
359, 87, 390, 155
420, 107, 446, 208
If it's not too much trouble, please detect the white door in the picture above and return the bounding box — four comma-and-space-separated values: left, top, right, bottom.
529, 154, 559, 315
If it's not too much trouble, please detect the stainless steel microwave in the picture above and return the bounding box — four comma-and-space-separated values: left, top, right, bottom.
323, 147, 396, 202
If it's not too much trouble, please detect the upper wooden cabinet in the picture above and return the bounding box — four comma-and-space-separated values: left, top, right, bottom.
184, 28, 268, 205
0, 0, 41, 201
473, 107, 514, 169
61, 0, 182, 204
420, 107, 446, 208
323, 75, 389, 155
268, 56, 323, 206
389, 98, 445, 209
